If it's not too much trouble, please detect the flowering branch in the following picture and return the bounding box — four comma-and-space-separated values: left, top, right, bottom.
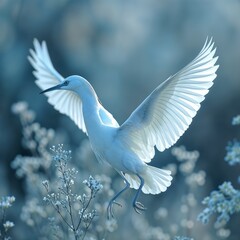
42, 144, 102, 240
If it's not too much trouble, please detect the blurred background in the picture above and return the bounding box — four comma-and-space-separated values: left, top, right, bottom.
1, 0, 240, 239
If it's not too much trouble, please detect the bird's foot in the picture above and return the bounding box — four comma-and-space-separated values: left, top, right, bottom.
133, 201, 146, 214
107, 200, 122, 219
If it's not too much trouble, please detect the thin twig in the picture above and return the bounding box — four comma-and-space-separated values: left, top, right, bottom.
50, 201, 73, 230
77, 191, 94, 230
82, 215, 94, 240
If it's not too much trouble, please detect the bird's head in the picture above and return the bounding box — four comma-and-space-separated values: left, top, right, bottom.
40, 75, 88, 94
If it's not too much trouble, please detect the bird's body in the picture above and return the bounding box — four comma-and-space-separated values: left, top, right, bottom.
62, 75, 149, 179
29, 38, 218, 216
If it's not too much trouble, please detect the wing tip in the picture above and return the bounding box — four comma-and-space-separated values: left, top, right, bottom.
31, 38, 47, 57
201, 36, 216, 54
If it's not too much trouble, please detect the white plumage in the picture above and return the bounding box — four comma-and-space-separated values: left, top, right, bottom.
29, 38, 218, 217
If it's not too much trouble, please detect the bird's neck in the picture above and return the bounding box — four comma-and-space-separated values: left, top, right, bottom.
75, 83, 103, 134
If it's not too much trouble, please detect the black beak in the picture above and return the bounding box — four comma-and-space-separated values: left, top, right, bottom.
40, 83, 64, 94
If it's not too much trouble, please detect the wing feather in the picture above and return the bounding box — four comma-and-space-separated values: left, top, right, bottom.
118, 38, 218, 162
29, 39, 87, 133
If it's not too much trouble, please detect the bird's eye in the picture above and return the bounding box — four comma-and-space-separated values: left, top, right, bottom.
64, 80, 69, 86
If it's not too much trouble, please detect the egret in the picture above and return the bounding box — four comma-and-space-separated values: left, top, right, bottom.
29, 38, 218, 218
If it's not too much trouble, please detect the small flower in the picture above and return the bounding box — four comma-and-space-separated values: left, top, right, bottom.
76, 195, 82, 201
198, 182, 240, 226
83, 210, 96, 224
1, 201, 11, 208
8, 196, 15, 204
83, 176, 103, 197
3, 221, 15, 231
225, 140, 240, 165
0, 196, 16, 209
11, 101, 28, 114
232, 115, 240, 125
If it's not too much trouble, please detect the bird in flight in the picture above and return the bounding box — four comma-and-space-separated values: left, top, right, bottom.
29, 38, 218, 218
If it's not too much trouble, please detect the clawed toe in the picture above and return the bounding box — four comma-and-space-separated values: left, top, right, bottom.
106, 174, 147, 217
133, 201, 147, 214
107, 201, 122, 219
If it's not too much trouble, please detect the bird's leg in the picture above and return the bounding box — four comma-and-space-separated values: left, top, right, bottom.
132, 174, 147, 214
107, 177, 130, 219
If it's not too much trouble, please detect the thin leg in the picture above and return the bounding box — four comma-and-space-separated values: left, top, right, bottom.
107, 176, 130, 219
132, 174, 146, 214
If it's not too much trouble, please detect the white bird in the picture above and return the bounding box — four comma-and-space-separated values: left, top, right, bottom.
29, 38, 218, 218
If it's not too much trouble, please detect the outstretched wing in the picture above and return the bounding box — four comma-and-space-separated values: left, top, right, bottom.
28, 39, 87, 133
118, 38, 218, 163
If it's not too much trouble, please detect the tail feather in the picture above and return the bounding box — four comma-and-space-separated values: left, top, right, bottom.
124, 165, 172, 194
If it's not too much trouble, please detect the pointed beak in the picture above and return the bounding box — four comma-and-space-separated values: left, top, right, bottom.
40, 83, 64, 94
